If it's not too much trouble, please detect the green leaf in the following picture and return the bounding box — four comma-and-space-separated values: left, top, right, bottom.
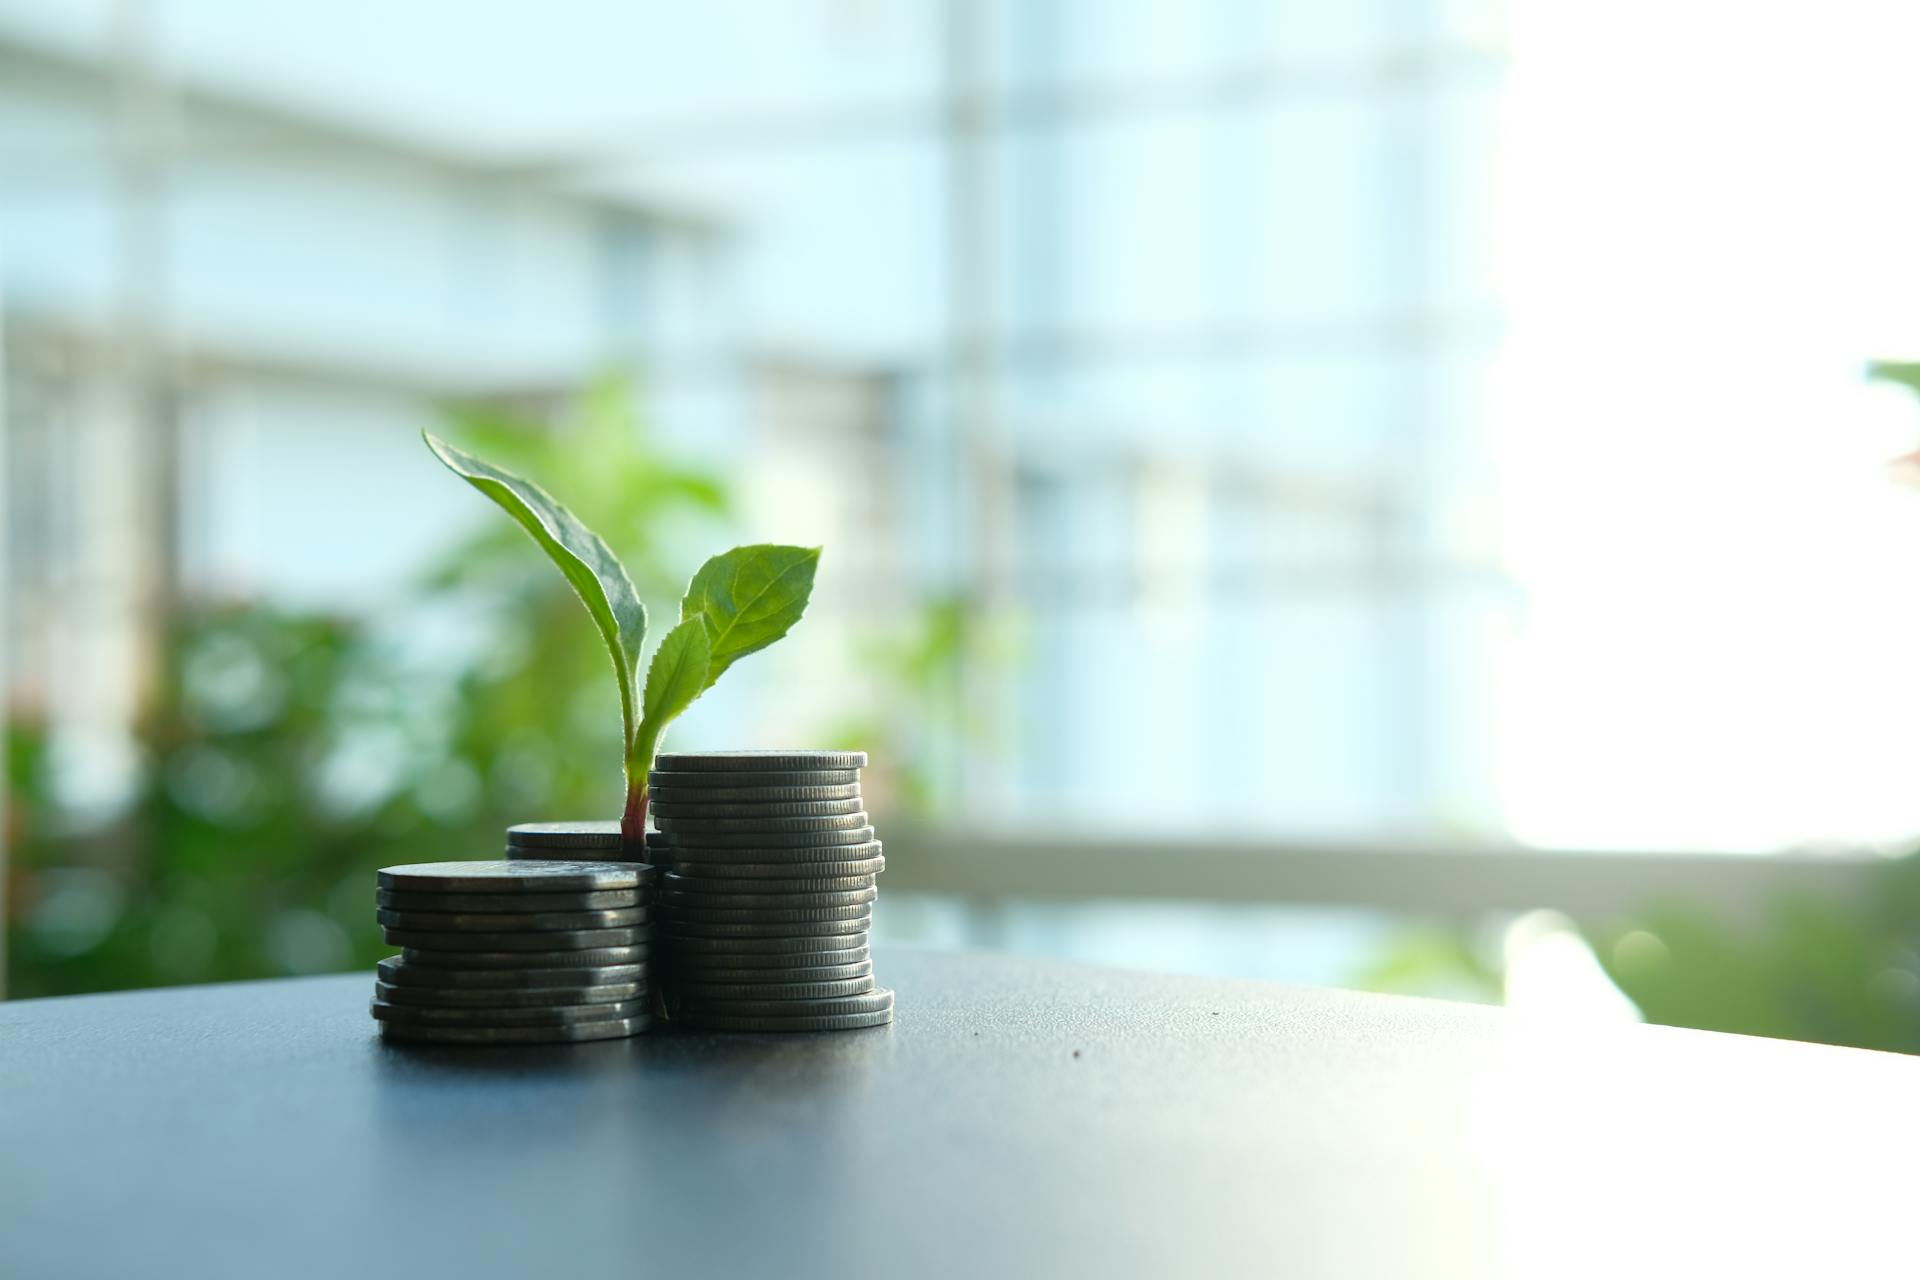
679, 544, 820, 692
638, 619, 710, 747
422, 431, 648, 756
630, 618, 711, 789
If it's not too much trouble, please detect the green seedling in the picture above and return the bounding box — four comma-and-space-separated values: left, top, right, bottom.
424, 431, 818, 842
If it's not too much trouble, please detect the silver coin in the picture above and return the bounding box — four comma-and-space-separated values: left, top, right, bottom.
673, 976, 875, 1001
378, 888, 646, 914
651, 831, 881, 855
653, 750, 867, 772
374, 980, 644, 1008
666, 946, 870, 971
648, 783, 861, 804
370, 997, 647, 1026
378, 1016, 652, 1045
673, 988, 892, 1018
665, 902, 873, 924
504, 820, 623, 849
646, 769, 859, 790
663, 915, 869, 940
661, 887, 876, 910
662, 854, 885, 877
379, 860, 650, 894
673, 1009, 892, 1033
667, 960, 872, 983
384, 926, 647, 952
375, 907, 651, 932
653, 812, 870, 836
378, 957, 646, 988
647, 798, 866, 820
401, 945, 649, 969
505, 847, 649, 865
665, 925, 868, 948
663, 873, 876, 895
663, 933, 870, 956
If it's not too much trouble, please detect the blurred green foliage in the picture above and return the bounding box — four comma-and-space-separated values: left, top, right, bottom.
1352, 925, 1502, 1006
5, 378, 730, 997
1352, 856, 1920, 1054
1866, 359, 1920, 396
821, 594, 974, 819
1590, 854, 1920, 1054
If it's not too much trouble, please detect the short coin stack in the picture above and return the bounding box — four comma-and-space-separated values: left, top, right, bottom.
505, 820, 626, 861
649, 749, 894, 1031
371, 860, 659, 1045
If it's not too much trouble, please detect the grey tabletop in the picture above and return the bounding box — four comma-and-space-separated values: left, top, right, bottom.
2, 947, 1915, 1279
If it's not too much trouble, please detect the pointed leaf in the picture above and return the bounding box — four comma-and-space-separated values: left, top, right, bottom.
679, 544, 820, 692
423, 431, 647, 751
629, 617, 714, 809
639, 618, 710, 743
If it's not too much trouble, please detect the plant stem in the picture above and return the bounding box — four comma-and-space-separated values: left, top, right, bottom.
621, 782, 649, 850
621, 729, 656, 851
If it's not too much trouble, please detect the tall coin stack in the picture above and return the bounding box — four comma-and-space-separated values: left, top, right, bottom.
370, 860, 659, 1045
649, 750, 895, 1031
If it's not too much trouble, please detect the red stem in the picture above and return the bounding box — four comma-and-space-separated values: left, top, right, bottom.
621, 785, 649, 858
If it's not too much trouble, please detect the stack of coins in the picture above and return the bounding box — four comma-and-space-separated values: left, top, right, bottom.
649, 750, 894, 1031
370, 860, 659, 1045
503, 822, 657, 1013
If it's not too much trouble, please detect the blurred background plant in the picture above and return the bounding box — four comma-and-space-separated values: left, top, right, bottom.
1587, 851, 1920, 1055
819, 593, 1008, 823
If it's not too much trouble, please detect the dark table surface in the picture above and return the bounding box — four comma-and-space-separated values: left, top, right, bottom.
2, 947, 1915, 1279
